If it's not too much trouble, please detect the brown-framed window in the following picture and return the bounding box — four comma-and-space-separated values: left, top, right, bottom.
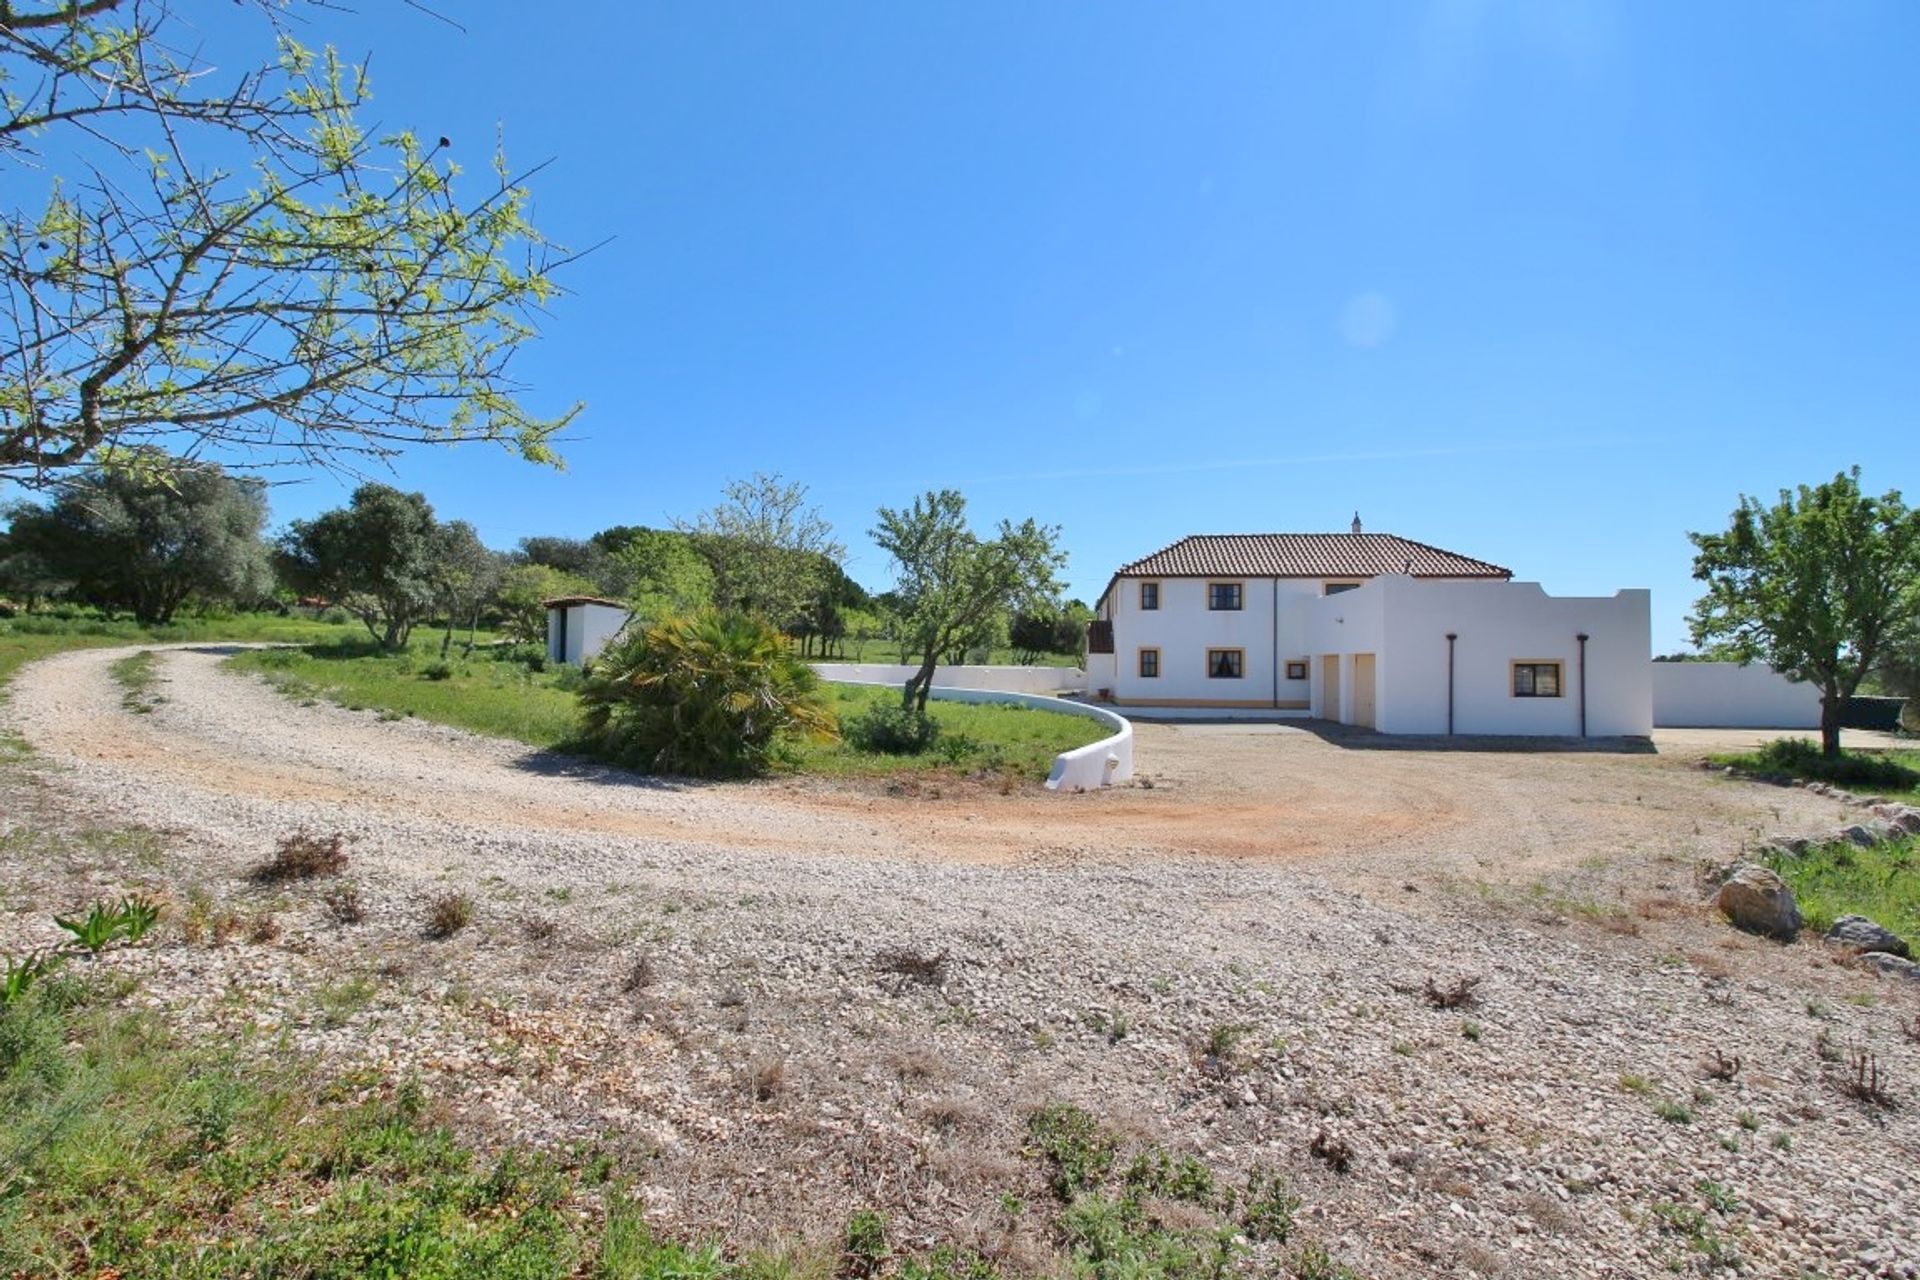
1284, 659, 1308, 681
1512, 661, 1564, 698
1207, 648, 1244, 679
1139, 581, 1160, 611
1323, 581, 1362, 595
1207, 582, 1243, 611
1138, 648, 1160, 678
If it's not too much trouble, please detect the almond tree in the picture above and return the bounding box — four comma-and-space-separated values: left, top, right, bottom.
871, 489, 1064, 713
1689, 467, 1920, 757
1, 0, 579, 487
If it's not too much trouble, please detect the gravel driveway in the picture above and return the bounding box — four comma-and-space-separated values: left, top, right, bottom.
3, 645, 1916, 1279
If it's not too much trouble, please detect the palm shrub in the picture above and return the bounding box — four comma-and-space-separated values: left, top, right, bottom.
577, 609, 837, 777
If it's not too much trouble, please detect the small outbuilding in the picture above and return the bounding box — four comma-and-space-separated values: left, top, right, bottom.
543, 596, 633, 665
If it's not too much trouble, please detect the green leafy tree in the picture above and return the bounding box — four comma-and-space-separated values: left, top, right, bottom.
577, 609, 836, 777
493, 562, 597, 645
0, 519, 68, 611
276, 484, 440, 650
4, 453, 271, 623
679, 473, 844, 633
871, 490, 1065, 712
428, 522, 502, 657
0, 0, 579, 487
1689, 467, 1920, 757
610, 528, 715, 620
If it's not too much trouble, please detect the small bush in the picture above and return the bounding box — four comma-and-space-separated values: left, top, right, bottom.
845, 700, 941, 755
1027, 1104, 1116, 1201
254, 831, 348, 882
842, 1210, 889, 1279
323, 884, 366, 925
420, 661, 454, 681
424, 892, 474, 939
1745, 738, 1920, 791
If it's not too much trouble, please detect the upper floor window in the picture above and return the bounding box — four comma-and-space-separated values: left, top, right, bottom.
1207, 582, 1243, 611
1324, 581, 1361, 595
1139, 581, 1160, 611
1512, 661, 1563, 698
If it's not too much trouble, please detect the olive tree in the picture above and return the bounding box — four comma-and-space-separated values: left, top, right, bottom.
871, 489, 1064, 712
2, 451, 271, 623
1689, 467, 1920, 757
277, 483, 440, 650
1, 0, 579, 488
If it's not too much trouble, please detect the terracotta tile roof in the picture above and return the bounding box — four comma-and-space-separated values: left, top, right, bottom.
1116, 534, 1511, 582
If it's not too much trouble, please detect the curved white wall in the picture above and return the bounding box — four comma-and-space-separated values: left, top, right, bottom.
1652, 662, 1821, 728
821, 678, 1132, 791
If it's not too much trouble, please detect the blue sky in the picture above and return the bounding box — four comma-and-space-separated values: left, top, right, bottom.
143, 3, 1920, 648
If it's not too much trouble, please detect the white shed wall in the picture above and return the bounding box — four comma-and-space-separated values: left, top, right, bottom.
547, 602, 633, 665
1651, 662, 1821, 728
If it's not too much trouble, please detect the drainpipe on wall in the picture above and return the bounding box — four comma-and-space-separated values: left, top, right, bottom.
1576, 633, 1590, 738
1271, 577, 1280, 710
1445, 632, 1457, 735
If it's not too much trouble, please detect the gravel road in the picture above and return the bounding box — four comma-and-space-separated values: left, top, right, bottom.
3, 644, 1917, 1278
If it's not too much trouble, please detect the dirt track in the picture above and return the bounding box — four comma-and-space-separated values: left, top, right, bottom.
1, 644, 1849, 883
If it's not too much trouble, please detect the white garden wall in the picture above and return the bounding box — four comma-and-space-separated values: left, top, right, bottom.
811, 663, 1086, 694
1651, 662, 1821, 728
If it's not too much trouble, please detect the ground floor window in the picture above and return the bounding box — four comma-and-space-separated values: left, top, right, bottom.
1512, 661, 1563, 697
1284, 659, 1308, 681
1138, 648, 1160, 678
1208, 648, 1244, 679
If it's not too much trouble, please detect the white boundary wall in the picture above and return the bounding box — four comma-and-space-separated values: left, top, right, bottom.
820, 678, 1131, 791
812, 663, 1086, 694
1651, 662, 1821, 728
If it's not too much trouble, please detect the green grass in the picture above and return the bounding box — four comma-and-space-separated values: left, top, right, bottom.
1762, 834, 1920, 939
790, 684, 1105, 781
1709, 737, 1920, 802
228, 637, 578, 747
109, 649, 165, 713
229, 643, 1106, 782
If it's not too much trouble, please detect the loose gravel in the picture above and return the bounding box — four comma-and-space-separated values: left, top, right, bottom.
3, 644, 1916, 1278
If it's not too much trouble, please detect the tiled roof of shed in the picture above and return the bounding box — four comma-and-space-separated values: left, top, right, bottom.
1117, 533, 1511, 581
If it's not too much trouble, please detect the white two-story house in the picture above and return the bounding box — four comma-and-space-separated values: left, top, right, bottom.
1086, 518, 1652, 738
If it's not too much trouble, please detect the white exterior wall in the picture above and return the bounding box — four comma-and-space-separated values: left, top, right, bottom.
1099, 576, 1322, 707
1303, 577, 1652, 737
1651, 662, 1821, 728
547, 602, 633, 665
811, 663, 1086, 694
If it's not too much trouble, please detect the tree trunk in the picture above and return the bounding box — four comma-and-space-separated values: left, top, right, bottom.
903, 650, 940, 713
441, 614, 454, 659
1820, 687, 1844, 759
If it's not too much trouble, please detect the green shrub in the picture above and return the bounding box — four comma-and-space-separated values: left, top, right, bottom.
846, 701, 940, 755
577, 610, 836, 778
1745, 738, 1920, 791
420, 660, 454, 681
